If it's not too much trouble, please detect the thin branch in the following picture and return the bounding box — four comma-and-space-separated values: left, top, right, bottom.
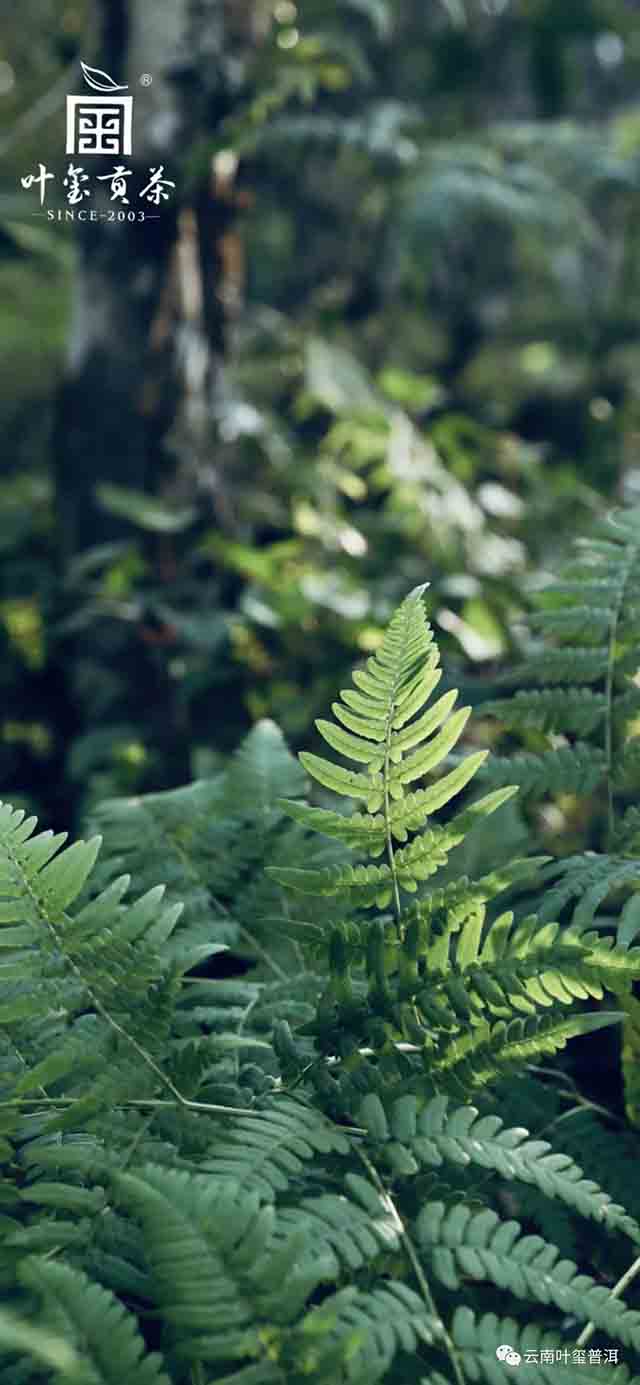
211, 893, 288, 981
0, 1093, 367, 1138
0, 1095, 255, 1116
576, 1251, 640, 1349
357, 1145, 465, 1385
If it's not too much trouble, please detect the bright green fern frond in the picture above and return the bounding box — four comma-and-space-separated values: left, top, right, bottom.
435, 1008, 623, 1094
272, 589, 499, 921
274, 782, 513, 860
301, 586, 483, 825
0, 804, 183, 1064
620, 990, 640, 1128
0, 801, 100, 923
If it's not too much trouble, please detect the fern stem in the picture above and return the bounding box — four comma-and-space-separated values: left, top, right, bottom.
212, 892, 288, 981
357, 1147, 465, 1385
240, 923, 288, 981
384, 715, 402, 934
0, 1093, 368, 1137
0, 1095, 256, 1115
576, 1251, 640, 1349
536, 1097, 625, 1140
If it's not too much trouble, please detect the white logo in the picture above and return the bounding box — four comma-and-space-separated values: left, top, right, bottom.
20, 60, 175, 222
66, 61, 133, 156
496, 1345, 522, 1367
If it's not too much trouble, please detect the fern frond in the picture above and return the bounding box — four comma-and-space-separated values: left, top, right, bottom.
537, 855, 640, 932
226, 719, 307, 822
277, 1186, 400, 1276
359, 1094, 640, 1243
112, 1165, 409, 1376
301, 585, 484, 826
484, 689, 607, 736
19, 1258, 171, 1384
293, 1281, 438, 1385
0, 804, 191, 1126
199, 1098, 349, 1198
418, 1203, 640, 1350
482, 745, 606, 800
88, 776, 239, 961
496, 648, 609, 687
0, 1308, 82, 1378
436, 1009, 623, 1093
451, 1308, 636, 1385
275, 784, 515, 856
113, 1168, 320, 1363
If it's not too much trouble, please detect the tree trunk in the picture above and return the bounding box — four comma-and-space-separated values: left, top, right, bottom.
54, 0, 234, 556
49, 0, 255, 816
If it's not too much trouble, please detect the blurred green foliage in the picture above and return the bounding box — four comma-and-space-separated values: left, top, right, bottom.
3, 0, 640, 824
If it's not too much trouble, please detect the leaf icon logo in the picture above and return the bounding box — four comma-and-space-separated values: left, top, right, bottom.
80, 60, 128, 93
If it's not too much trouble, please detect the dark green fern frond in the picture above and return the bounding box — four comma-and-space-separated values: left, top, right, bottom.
496, 647, 609, 687
88, 775, 238, 962
200, 1097, 350, 1198
110, 1165, 430, 1385
89, 719, 345, 977
0, 804, 194, 1134
0, 1307, 82, 1380
418, 1202, 640, 1351
484, 689, 608, 737
450, 1308, 636, 1385
356, 1093, 640, 1243
482, 744, 606, 800
536, 855, 640, 935
485, 507, 640, 838
290, 1281, 438, 1385
113, 1167, 326, 1362
18, 1258, 171, 1384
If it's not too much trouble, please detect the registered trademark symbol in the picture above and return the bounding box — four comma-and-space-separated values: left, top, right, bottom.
140, 73, 153, 86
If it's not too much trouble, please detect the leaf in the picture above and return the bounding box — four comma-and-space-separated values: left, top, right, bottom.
619, 892, 640, 949
305, 338, 382, 416
389, 707, 471, 787
316, 719, 385, 768
0, 1309, 80, 1374
299, 751, 381, 805
95, 484, 196, 534
38, 836, 102, 913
